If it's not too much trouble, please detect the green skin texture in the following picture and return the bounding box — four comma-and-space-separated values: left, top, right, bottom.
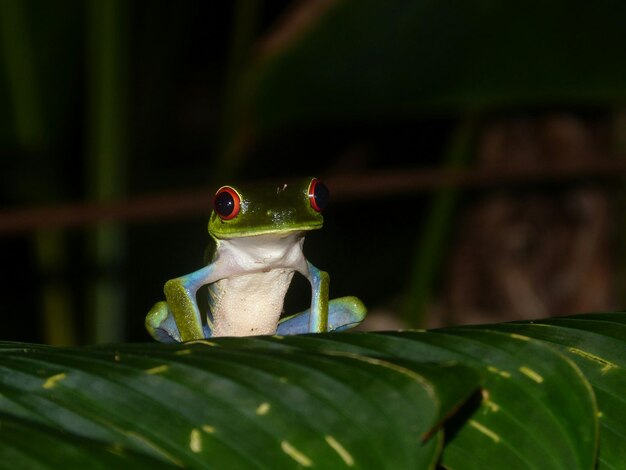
146, 178, 366, 342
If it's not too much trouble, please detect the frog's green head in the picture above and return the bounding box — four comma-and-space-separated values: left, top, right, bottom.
208, 177, 329, 239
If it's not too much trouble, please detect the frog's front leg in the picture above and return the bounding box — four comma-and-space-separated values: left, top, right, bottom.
304, 261, 329, 332
147, 264, 219, 342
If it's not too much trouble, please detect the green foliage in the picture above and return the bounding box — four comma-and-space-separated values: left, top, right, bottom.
239, 0, 626, 135
0, 313, 624, 468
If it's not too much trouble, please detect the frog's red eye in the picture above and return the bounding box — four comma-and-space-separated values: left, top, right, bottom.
308, 178, 329, 212
213, 186, 241, 220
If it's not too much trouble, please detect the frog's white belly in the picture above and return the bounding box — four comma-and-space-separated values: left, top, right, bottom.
207, 231, 309, 337
210, 270, 295, 336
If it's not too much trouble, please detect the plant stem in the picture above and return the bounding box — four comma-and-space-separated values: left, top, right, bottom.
402, 116, 480, 327
86, 0, 128, 343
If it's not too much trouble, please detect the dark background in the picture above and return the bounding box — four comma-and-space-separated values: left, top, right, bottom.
2, 0, 625, 345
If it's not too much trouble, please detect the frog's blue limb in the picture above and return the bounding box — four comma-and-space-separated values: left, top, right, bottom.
277, 296, 367, 335
307, 262, 329, 332
161, 264, 217, 341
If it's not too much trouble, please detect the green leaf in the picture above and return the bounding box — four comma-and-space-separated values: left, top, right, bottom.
493, 313, 626, 470
0, 341, 480, 468
0, 413, 169, 469
1, 312, 620, 468
240, 328, 598, 469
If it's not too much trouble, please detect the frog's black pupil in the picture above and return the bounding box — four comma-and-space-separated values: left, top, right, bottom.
215, 191, 235, 217
314, 182, 329, 210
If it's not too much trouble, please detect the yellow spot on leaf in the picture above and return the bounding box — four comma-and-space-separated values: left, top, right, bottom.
202, 424, 216, 434
519, 366, 544, 384
597, 411, 604, 418
273, 335, 285, 340
469, 420, 501, 443
256, 402, 271, 416
190, 428, 202, 453
487, 366, 511, 378
325, 435, 354, 466
509, 333, 530, 341
145, 365, 169, 375
481, 389, 499, 412
567, 347, 617, 374
175, 349, 192, 356
42, 372, 67, 390
484, 400, 500, 413
281, 441, 312, 467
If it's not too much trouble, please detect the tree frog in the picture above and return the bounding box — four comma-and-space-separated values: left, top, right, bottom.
146, 177, 367, 342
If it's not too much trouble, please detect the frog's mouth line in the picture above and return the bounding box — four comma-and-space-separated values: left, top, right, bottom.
212, 222, 323, 239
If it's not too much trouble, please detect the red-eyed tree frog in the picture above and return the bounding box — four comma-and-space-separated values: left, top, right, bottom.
146, 177, 367, 342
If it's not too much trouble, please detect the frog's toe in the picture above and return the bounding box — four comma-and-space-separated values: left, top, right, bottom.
328, 296, 367, 332
146, 301, 182, 343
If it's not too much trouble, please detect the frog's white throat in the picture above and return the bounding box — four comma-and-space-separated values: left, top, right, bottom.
216, 231, 309, 273
209, 231, 310, 337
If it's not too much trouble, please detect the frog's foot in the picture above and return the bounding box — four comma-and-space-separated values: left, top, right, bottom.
277, 296, 367, 335
146, 301, 183, 343
146, 301, 213, 343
